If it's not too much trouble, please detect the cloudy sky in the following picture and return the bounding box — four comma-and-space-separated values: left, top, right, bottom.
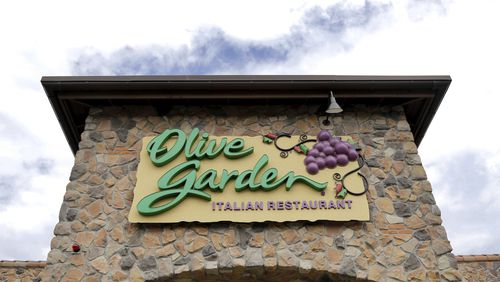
1, 0, 499, 260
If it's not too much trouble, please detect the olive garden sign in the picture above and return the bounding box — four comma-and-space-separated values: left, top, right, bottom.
128, 128, 369, 223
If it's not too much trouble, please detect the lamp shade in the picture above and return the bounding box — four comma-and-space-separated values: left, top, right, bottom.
326, 91, 343, 114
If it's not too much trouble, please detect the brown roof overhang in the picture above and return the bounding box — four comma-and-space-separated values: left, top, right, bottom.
41, 75, 451, 154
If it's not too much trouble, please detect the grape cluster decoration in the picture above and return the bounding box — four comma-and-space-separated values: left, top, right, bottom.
304, 130, 359, 175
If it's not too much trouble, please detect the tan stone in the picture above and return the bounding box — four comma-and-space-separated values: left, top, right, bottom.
75, 231, 94, 247
90, 256, 109, 274
392, 234, 412, 246
129, 265, 144, 280
175, 240, 187, 256
380, 158, 392, 172
277, 249, 298, 267
131, 247, 145, 259
191, 253, 205, 272
401, 238, 419, 253
111, 192, 125, 209
407, 267, 426, 281
405, 215, 426, 229
110, 227, 125, 243
385, 214, 404, 224
111, 271, 128, 281
367, 264, 386, 281
229, 246, 244, 258
88, 175, 104, 185
69, 254, 84, 266
441, 268, 462, 281
222, 229, 237, 247
426, 213, 443, 225
432, 240, 453, 256
78, 210, 91, 224
63, 267, 84, 281
420, 254, 437, 268
301, 232, 317, 243
87, 219, 106, 231
375, 198, 395, 214
161, 229, 176, 244
263, 244, 275, 258
391, 161, 405, 175
398, 189, 411, 201
370, 168, 386, 179
399, 131, 414, 141
249, 233, 265, 247
210, 233, 223, 251
385, 186, 398, 200
87, 200, 102, 217
143, 232, 161, 248
387, 266, 406, 281
309, 240, 325, 252
411, 166, 427, 180
71, 221, 84, 232
94, 229, 107, 247
321, 236, 334, 247
385, 245, 407, 265
312, 254, 328, 271
302, 250, 315, 260
81, 275, 99, 282
192, 226, 209, 235
64, 191, 81, 201
174, 226, 186, 237
114, 176, 130, 191
156, 244, 176, 257
184, 230, 197, 243
187, 237, 209, 253
355, 256, 368, 270
281, 229, 299, 244
327, 249, 343, 263
403, 142, 418, 153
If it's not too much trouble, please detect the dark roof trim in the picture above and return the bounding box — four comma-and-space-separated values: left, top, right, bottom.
41, 75, 451, 154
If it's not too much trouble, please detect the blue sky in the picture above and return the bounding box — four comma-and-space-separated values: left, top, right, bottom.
1, 0, 499, 260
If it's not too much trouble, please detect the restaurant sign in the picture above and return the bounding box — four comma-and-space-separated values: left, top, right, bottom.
128, 128, 369, 223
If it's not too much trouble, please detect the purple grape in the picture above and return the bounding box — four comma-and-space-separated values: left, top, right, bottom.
335, 143, 349, 154
325, 156, 337, 168
316, 158, 326, 169
314, 143, 324, 152
306, 163, 319, 175
337, 154, 349, 166
308, 149, 319, 157
323, 146, 334, 155
347, 149, 359, 161
317, 130, 331, 141
329, 137, 340, 146
304, 156, 316, 165
319, 152, 326, 158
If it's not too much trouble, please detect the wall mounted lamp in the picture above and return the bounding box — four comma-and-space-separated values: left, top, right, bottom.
326, 91, 343, 114
321, 91, 343, 126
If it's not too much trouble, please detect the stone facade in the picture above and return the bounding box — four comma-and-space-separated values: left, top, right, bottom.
36, 104, 463, 281
457, 255, 500, 282
0, 260, 46, 282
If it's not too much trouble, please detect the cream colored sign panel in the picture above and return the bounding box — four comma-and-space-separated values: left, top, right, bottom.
129, 130, 369, 223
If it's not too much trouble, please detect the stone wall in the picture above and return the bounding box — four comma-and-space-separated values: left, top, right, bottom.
0, 260, 46, 282
39, 104, 462, 281
457, 255, 500, 282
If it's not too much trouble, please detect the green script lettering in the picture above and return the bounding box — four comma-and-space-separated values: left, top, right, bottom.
137, 128, 327, 216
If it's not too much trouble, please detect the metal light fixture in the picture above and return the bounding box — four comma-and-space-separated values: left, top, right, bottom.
325, 91, 343, 114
